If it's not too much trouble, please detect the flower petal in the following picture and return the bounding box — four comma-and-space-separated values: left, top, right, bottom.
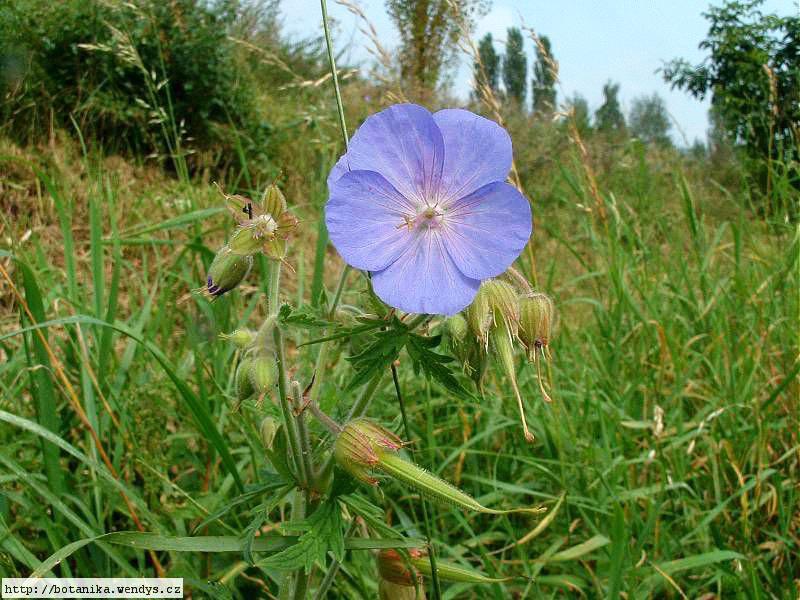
325, 170, 416, 271
443, 182, 532, 280
340, 104, 444, 203
371, 230, 480, 315
327, 151, 350, 188
433, 109, 512, 202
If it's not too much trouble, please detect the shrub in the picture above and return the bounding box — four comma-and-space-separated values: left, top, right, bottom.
0, 0, 271, 175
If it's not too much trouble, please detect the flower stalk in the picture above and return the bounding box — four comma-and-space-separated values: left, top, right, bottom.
268, 261, 308, 487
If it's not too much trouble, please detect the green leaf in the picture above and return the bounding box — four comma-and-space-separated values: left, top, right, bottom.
120, 207, 225, 237
340, 494, 405, 541
264, 425, 294, 482
608, 504, 626, 599
256, 502, 345, 571
638, 550, 744, 594
405, 333, 472, 397
33, 531, 425, 577
548, 535, 610, 562
346, 326, 407, 390
278, 304, 333, 328
15, 259, 64, 496
192, 481, 289, 533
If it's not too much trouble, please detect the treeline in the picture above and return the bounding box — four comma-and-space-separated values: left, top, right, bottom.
474, 29, 674, 148
385, 0, 797, 208
0, 0, 796, 207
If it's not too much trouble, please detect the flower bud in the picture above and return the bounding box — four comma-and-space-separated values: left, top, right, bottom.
377, 549, 424, 586
259, 416, 279, 449
519, 293, 556, 358
220, 328, 256, 348
205, 246, 252, 298
333, 418, 402, 486
443, 314, 468, 346
250, 354, 277, 397
235, 357, 255, 401
379, 580, 426, 600
465, 284, 491, 344
466, 279, 519, 347
443, 313, 472, 369
467, 280, 533, 443
377, 550, 426, 600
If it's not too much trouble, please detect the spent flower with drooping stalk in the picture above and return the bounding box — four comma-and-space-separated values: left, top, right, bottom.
465, 278, 534, 441
519, 291, 557, 402
223, 184, 299, 261
325, 103, 532, 315
201, 183, 297, 299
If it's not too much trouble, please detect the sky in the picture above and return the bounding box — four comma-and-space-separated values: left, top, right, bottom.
281, 0, 799, 145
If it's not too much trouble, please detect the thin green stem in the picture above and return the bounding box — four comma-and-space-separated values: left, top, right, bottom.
308, 265, 352, 409
328, 264, 351, 320
346, 372, 384, 422
268, 260, 281, 317
291, 381, 315, 487
268, 261, 307, 487
289, 492, 308, 600
391, 364, 442, 600
320, 0, 349, 149
275, 325, 307, 486
308, 400, 343, 435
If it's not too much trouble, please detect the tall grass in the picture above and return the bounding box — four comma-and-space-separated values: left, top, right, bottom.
2, 123, 796, 596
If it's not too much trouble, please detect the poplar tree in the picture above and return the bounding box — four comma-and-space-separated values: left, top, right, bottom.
532, 35, 557, 114
502, 27, 527, 105
474, 32, 500, 93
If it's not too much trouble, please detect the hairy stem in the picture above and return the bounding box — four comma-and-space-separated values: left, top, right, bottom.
268, 261, 307, 486
392, 364, 442, 600
289, 492, 308, 600
291, 381, 315, 487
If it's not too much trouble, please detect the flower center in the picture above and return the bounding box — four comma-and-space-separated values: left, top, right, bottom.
414, 206, 444, 229
252, 214, 278, 238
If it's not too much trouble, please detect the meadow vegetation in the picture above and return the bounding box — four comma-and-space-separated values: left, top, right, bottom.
0, 0, 797, 597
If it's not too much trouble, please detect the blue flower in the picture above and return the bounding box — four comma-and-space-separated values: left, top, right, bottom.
325, 104, 532, 315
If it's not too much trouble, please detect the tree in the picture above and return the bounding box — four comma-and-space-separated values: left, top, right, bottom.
629, 93, 672, 147
474, 32, 500, 94
663, 0, 799, 195
565, 93, 591, 135
594, 81, 626, 135
502, 27, 527, 105
532, 35, 557, 115
386, 0, 486, 102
